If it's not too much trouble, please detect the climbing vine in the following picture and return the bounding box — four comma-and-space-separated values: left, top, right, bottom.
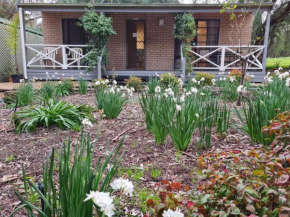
174, 12, 196, 74
79, 5, 116, 73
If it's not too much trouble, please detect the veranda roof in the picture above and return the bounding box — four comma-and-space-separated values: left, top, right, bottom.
17, 2, 273, 12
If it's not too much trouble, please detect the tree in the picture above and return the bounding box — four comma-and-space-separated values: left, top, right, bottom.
0, 0, 17, 20
7, 14, 20, 75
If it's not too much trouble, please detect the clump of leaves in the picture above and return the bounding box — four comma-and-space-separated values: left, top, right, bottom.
146, 76, 159, 94
125, 76, 143, 91
55, 79, 74, 96
13, 98, 94, 133
78, 77, 89, 95
262, 111, 290, 145
144, 180, 190, 217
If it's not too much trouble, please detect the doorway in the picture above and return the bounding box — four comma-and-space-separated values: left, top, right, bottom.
126, 20, 146, 70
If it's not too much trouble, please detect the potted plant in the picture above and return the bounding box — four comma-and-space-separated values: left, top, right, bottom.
7, 14, 24, 83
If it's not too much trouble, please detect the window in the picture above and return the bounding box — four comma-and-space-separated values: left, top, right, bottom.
62, 19, 90, 45
193, 20, 220, 46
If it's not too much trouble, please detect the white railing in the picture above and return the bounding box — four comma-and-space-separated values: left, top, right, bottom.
25, 44, 105, 79
187, 45, 265, 72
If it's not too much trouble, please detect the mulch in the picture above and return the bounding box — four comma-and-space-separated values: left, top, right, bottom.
0, 91, 255, 217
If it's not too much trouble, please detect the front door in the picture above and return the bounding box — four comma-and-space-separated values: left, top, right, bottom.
126, 20, 146, 70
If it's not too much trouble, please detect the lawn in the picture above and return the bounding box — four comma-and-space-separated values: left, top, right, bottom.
0, 71, 289, 216
266, 57, 290, 70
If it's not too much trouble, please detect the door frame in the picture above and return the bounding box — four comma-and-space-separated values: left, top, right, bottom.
125, 19, 147, 70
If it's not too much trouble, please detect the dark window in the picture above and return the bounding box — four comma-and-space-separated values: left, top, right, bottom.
174, 19, 220, 69
62, 19, 90, 45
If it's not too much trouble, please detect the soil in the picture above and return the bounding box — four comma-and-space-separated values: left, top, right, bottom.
0, 91, 255, 217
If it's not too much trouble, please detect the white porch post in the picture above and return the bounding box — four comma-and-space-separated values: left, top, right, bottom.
97, 56, 102, 79
262, 10, 271, 75
19, 7, 28, 79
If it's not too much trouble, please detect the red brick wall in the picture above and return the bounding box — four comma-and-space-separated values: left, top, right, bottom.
42, 11, 253, 71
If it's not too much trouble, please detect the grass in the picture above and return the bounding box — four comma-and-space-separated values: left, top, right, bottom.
266, 57, 290, 70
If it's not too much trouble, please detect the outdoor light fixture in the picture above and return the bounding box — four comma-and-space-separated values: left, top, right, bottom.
159, 19, 164, 27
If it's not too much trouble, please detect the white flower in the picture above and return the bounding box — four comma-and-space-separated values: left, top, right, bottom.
95, 81, 100, 86
266, 76, 273, 83
211, 79, 216, 85
200, 92, 205, 96
130, 87, 135, 92
19, 79, 25, 83
179, 81, 184, 88
80, 72, 83, 76
58, 81, 62, 84
113, 80, 117, 85
274, 70, 280, 75
286, 77, 290, 87
278, 67, 283, 71
109, 87, 115, 94
164, 93, 168, 98
105, 79, 110, 84
180, 95, 185, 103
165, 88, 174, 96
155, 72, 159, 77
229, 76, 236, 83
200, 77, 205, 82
101, 81, 105, 85
176, 104, 181, 112
82, 118, 93, 127
110, 178, 134, 197
191, 87, 198, 94
218, 71, 225, 75
237, 85, 245, 93
191, 78, 197, 83
186, 92, 191, 96
84, 191, 115, 217
162, 208, 184, 217
155, 86, 161, 93
196, 113, 199, 118
197, 81, 201, 85
267, 72, 271, 76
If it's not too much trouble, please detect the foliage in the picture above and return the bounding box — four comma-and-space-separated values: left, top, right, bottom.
6, 13, 19, 74
159, 73, 179, 88
262, 111, 290, 145
55, 79, 74, 96
13, 98, 94, 133
196, 72, 215, 86
40, 81, 56, 102
79, 5, 116, 72
16, 83, 34, 107
150, 166, 162, 179
144, 180, 190, 217
10, 132, 124, 217
78, 77, 89, 95
146, 76, 159, 94
95, 87, 129, 119
0, 0, 17, 20
174, 12, 196, 44
140, 93, 175, 145
215, 103, 231, 138
125, 76, 143, 92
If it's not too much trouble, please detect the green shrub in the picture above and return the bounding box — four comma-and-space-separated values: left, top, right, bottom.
125, 76, 142, 91
16, 83, 34, 107
159, 72, 179, 88
55, 79, 74, 96
95, 87, 129, 119
11, 132, 124, 217
13, 99, 94, 133
3, 91, 16, 105
196, 72, 215, 86
78, 77, 89, 95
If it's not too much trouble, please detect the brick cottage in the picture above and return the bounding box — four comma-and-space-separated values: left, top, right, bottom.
17, 2, 273, 82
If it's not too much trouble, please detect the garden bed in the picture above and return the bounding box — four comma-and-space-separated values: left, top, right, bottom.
0, 91, 256, 216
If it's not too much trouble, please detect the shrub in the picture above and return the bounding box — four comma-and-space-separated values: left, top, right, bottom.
13, 99, 94, 133
159, 72, 179, 88
3, 91, 16, 105
125, 76, 142, 91
78, 77, 89, 95
11, 132, 124, 217
55, 79, 74, 96
227, 69, 251, 83
16, 83, 34, 107
95, 87, 129, 119
196, 72, 215, 86
262, 111, 290, 145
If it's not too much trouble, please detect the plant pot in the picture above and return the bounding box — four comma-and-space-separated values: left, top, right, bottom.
10, 74, 24, 83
